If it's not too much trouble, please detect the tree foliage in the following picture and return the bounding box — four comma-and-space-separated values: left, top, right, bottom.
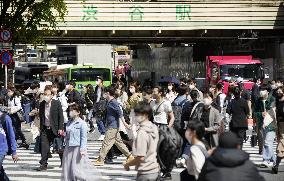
0, 0, 67, 44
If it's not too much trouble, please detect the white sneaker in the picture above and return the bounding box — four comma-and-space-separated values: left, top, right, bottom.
261, 161, 273, 168
98, 135, 105, 141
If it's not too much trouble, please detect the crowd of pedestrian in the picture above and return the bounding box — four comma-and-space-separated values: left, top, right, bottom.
0, 77, 284, 181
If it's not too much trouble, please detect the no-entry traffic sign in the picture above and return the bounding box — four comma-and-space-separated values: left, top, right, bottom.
0, 50, 13, 65
0, 29, 12, 42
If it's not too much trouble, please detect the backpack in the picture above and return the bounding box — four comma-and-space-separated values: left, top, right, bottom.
157, 126, 183, 171
172, 98, 188, 132
212, 93, 222, 113
0, 113, 12, 155
94, 99, 107, 119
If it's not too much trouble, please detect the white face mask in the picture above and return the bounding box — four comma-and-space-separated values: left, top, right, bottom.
43, 95, 51, 102
103, 93, 108, 99
189, 84, 195, 90
260, 90, 268, 98
203, 98, 212, 106
129, 88, 135, 94
271, 84, 277, 90
168, 86, 173, 91
69, 110, 77, 118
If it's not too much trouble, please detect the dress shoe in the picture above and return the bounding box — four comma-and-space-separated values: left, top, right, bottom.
36, 165, 47, 171
272, 166, 278, 174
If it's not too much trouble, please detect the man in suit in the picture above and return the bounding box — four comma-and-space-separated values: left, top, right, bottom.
227, 87, 250, 149
37, 85, 64, 171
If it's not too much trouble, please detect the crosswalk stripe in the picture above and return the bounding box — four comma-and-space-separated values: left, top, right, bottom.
3, 138, 283, 181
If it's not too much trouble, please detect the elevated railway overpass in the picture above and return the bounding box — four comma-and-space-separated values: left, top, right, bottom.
44, 0, 284, 43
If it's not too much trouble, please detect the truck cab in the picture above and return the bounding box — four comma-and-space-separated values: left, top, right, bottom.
206, 56, 264, 93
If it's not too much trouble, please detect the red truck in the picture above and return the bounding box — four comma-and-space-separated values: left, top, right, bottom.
206, 55, 265, 94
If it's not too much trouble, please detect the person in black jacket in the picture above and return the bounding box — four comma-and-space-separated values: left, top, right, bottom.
198, 131, 265, 181
251, 78, 261, 108
227, 87, 249, 149
85, 84, 96, 133
37, 85, 64, 171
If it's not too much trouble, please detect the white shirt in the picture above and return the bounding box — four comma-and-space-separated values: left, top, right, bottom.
150, 99, 172, 125
7, 96, 22, 114
187, 142, 206, 180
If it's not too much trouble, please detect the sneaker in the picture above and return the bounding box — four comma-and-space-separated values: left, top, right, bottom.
93, 158, 104, 166
161, 172, 172, 180
89, 127, 95, 133
98, 135, 105, 141
176, 157, 186, 168
36, 165, 47, 171
126, 155, 134, 163
105, 157, 114, 164
261, 161, 273, 168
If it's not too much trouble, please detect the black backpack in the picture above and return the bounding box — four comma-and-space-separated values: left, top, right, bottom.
157, 126, 183, 171
172, 98, 188, 133
0, 113, 13, 155
212, 93, 222, 113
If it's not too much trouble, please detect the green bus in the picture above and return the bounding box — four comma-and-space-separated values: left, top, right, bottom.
44, 65, 112, 90
67, 65, 112, 90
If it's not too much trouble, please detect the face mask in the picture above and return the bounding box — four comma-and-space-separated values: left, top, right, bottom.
103, 93, 107, 99
43, 95, 51, 102
0, 106, 7, 113
276, 83, 282, 87
129, 88, 135, 94
65, 85, 69, 90
271, 85, 277, 90
69, 110, 77, 118
260, 90, 268, 98
7, 92, 13, 97
203, 98, 212, 106
189, 85, 195, 90
96, 81, 100, 85
168, 86, 173, 91
185, 130, 192, 144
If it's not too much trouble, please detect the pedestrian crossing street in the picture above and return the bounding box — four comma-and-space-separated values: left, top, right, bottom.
3, 139, 283, 181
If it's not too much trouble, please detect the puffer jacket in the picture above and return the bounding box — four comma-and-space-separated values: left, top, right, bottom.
198, 148, 265, 181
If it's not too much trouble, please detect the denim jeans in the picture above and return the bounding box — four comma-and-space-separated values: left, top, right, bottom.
263, 129, 276, 163
0, 154, 10, 181
182, 143, 191, 160
23, 103, 31, 123
96, 117, 106, 135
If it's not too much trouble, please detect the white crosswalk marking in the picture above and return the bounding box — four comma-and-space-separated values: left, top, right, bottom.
3, 139, 282, 181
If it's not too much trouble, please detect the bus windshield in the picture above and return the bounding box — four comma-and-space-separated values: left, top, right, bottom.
220, 64, 262, 81
71, 68, 111, 82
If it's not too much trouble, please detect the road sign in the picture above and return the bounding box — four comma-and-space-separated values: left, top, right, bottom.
0, 29, 12, 42
0, 50, 13, 65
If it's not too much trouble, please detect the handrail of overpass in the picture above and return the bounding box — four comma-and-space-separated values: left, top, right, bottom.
49, 0, 284, 31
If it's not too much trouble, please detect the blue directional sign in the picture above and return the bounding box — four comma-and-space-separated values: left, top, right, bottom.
0, 50, 13, 65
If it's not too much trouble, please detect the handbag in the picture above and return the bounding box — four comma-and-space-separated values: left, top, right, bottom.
13, 98, 25, 122
16, 110, 25, 123
53, 136, 65, 153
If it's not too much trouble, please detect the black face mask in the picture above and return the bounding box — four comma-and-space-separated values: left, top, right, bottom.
277, 93, 284, 99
